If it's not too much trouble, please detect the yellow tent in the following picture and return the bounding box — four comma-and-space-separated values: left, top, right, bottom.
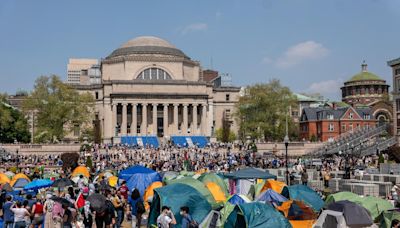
10, 173, 30, 187
205, 182, 226, 203
289, 220, 316, 228
71, 166, 90, 178
143, 181, 163, 210
0, 173, 10, 184
261, 179, 287, 195
108, 176, 118, 187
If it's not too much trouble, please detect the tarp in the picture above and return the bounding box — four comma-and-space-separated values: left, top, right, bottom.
227, 194, 251, 205
378, 209, 400, 228
224, 168, 276, 180
126, 172, 162, 198
0, 173, 10, 184
256, 189, 288, 205
149, 183, 212, 228
261, 179, 289, 198
225, 202, 291, 228
327, 200, 373, 227
143, 181, 163, 210
166, 177, 217, 208
205, 182, 226, 202
288, 184, 324, 212
119, 165, 157, 180
198, 173, 229, 196
71, 166, 90, 178
10, 173, 30, 187
23, 179, 53, 191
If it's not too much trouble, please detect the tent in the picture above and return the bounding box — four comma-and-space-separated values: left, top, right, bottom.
0, 173, 10, 184
327, 200, 374, 227
313, 210, 348, 228
118, 165, 158, 181
199, 210, 223, 228
205, 182, 227, 202
378, 209, 400, 228
4, 171, 15, 179
10, 173, 30, 187
276, 200, 317, 220
126, 172, 162, 198
23, 179, 53, 191
288, 184, 324, 212
227, 194, 251, 205
71, 166, 90, 178
255, 189, 288, 205
108, 176, 118, 187
224, 202, 291, 228
220, 202, 236, 227
261, 179, 289, 198
143, 181, 163, 210
160, 171, 178, 182
224, 167, 276, 180
247, 182, 266, 199
324, 192, 362, 206
198, 173, 229, 196
358, 196, 394, 221
148, 183, 212, 228
166, 177, 217, 208
290, 220, 316, 228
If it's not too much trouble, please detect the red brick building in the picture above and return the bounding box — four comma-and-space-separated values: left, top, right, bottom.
300, 106, 377, 142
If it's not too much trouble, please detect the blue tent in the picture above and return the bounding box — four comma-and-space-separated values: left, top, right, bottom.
227, 194, 251, 205
12, 178, 30, 189
126, 172, 161, 198
119, 165, 157, 181
288, 184, 324, 212
23, 179, 53, 191
256, 189, 288, 205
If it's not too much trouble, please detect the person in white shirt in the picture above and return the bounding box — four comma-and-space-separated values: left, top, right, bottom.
11, 201, 30, 228
157, 206, 176, 228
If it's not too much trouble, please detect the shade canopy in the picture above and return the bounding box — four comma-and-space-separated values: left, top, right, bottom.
224, 168, 276, 180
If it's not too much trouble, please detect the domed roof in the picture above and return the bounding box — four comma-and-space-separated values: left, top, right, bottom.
106, 36, 188, 59
347, 62, 383, 82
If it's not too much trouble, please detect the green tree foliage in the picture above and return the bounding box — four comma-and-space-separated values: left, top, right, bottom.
23, 75, 94, 143
215, 128, 236, 142
235, 79, 298, 141
86, 156, 93, 170
0, 94, 30, 143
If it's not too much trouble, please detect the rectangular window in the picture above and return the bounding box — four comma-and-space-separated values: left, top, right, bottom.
73, 124, 80, 137
349, 123, 353, 131
328, 123, 334, 132
364, 114, 370, 120
327, 114, 334, 120
349, 113, 353, 119
95, 92, 99, 100
395, 68, 400, 75
397, 99, 400, 112
342, 124, 346, 131
397, 78, 400, 92
226, 94, 230, 101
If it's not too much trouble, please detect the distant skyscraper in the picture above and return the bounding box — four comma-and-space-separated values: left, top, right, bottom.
67, 58, 100, 85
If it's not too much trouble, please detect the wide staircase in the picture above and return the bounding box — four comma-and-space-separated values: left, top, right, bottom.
171, 136, 209, 148
121, 136, 159, 148
307, 124, 395, 157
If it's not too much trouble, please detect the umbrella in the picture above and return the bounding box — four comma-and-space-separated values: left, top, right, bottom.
23, 179, 53, 191
87, 193, 108, 213
51, 196, 75, 208
52, 178, 74, 188
327, 200, 373, 227
1, 183, 13, 192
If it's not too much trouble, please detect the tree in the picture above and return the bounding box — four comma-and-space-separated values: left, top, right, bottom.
235, 79, 298, 142
86, 156, 93, 170
23, 75, 94, 143
0, 94, 30, 143
215, 128, 236, 143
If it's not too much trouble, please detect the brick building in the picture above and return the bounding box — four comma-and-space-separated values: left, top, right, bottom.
300, 106, 377, 142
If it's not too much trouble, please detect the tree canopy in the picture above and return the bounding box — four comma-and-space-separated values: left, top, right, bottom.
23, 75, 94, 143
0, 94, 30, 143
235, 79, 298, 142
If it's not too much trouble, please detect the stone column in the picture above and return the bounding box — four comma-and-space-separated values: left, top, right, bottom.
201, 104, 207, 135
141, 103, 147, 135
121, 103, 127, 135
183, 104, 188, 135
163, 104, 168, 137
112, 103, 117, 136
153, 104, 158, 135
173, 104, 179, 135
193, 104, 198, 135
132, 104, 137, 136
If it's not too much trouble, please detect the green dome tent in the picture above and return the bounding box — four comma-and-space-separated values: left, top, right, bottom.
198, 173, 229, 196
148, 183, 212, 227
225, 202, 291, 228
325, 192, 362, 206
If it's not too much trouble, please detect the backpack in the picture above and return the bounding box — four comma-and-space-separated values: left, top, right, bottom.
188, 216, 199, 228
136, 200, 145, 214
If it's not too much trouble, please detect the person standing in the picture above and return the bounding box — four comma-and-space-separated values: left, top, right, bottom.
11, 201, 30, 228
112, 191, 125, 228
31, 199, 44, 228
156, 206, 176, 228
180, 206, 196, 228
129, 189, 144, 228
3, 196, 14, 228
301, 169, 308, 186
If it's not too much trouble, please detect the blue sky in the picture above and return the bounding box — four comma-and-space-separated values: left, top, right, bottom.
0, 0, 400, 100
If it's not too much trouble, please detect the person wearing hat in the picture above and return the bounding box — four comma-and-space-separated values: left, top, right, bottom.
157, 206, 176, 228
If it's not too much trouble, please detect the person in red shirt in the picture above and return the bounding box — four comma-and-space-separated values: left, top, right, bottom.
119, 181, 129, 200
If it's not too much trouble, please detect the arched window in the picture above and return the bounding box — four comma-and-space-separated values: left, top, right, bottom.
137, 68, 172, 80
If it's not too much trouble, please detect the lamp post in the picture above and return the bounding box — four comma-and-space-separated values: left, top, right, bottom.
284, 109, 289, 185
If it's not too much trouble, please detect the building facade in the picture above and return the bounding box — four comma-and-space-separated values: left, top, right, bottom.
72, 36, 240, 143
388, 57, 400, 142
300, 106, 377, 142
67, 59, 100, 85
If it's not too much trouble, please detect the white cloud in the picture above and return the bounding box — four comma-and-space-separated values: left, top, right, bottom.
275, 41, 329, 68
261, 57, 272, 64
180, 23, 208, 35
306, 79, 343, 96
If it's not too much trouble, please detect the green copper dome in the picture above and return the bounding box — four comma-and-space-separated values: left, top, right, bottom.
347, 62, 383, 82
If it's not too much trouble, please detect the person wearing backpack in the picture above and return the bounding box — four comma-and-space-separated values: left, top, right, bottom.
180, 206, 198, 228
129, 189, 144, 228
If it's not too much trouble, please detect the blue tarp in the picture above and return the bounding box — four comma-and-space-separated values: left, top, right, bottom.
126, 172, 162, 198
119, 165, 157, 181
23, 179, 53, 191
288, 184, 324, 212
256, 189, 288, 205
